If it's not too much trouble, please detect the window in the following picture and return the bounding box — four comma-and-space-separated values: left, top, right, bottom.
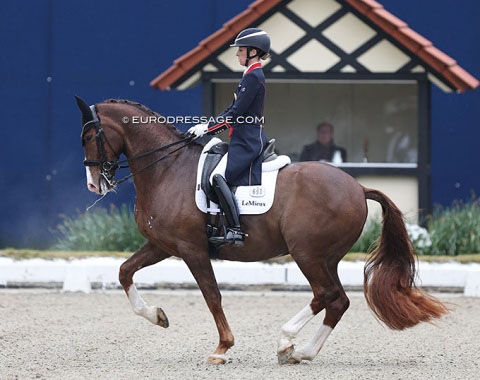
214, 81, 418, 163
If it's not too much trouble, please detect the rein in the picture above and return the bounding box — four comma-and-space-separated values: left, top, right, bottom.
114, 136, 196, 185
81, 104, 196, 188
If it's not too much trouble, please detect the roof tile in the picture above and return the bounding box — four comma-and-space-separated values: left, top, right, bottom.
369, 8, 407, 33
249, 0, 281, 14
150, 64, 186, 90
343, 0, 367, 15
443, 65, 480, 92
373, 9, 407, 28
360, 0, 384, 8
174, 47, 210, 70
344, 0, 382, 15
199, 28, 236, 53
224, 9, 261, 35
392, 27, 432, 53
418, 46, 456, 73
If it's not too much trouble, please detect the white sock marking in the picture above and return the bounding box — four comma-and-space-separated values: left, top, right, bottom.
208, 353, 227, 361
293, 324, 333, 361
277, 304, 315, 353
127, 285, 158, 324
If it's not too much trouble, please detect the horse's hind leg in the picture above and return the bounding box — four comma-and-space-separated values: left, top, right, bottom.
286, 257, 349, 364
119, 241, 171, 327
277, 257, 331, 364
277, 303, 318, 364
277, 254, 349, 364
290, 263, 349, 363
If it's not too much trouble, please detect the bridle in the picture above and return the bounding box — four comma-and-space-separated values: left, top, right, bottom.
81, 105, 120, 188
81, 104, 196, 189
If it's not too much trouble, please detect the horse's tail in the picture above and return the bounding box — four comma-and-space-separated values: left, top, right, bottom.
363, 188, 449, 330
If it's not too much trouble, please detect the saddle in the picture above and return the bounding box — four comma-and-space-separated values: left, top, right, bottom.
196, 137, 290, 257
200, 139, 278, 203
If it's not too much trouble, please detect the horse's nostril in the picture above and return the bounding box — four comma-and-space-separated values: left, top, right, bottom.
88, 183, 99, 193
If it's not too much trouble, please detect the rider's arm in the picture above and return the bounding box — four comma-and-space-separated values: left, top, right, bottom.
207, 74, 260, 135
217, 99, 234, 119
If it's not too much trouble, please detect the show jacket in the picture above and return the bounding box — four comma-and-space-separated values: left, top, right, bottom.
207, 62, 267, 186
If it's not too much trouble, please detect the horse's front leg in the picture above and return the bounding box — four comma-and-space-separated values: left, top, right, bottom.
183, 250, 234, 364
119, 241, 171, 327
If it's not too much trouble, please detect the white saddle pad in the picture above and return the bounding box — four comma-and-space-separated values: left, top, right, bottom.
195, 138, 291, 215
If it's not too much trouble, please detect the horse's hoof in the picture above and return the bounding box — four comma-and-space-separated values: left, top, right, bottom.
156, 307, 169, 328
277, 345, 295, 365
207, 354, 227, 365
286, 355, 302, 364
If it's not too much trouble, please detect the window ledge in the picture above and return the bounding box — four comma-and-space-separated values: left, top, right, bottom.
330, 162, 417, 169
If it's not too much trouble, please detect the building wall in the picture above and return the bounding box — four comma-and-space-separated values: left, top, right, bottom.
0, 0, 478, 247
378, 1, 480, 205
357, 176, 419, 223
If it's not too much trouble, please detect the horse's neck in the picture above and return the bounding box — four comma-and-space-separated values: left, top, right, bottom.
119, 115, 201, 197
122, 120, 180, 160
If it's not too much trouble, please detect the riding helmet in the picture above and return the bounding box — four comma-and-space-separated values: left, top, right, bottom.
230, 28, 270, 59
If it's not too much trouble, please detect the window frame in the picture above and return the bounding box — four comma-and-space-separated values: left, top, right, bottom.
202, 72, 431, 219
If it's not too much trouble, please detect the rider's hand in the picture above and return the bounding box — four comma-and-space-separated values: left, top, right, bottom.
187, 123, 209, 138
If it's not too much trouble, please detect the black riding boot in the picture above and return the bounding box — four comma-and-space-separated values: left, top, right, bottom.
208, 174, 245, 246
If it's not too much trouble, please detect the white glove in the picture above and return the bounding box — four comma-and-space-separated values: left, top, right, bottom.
187, 123, 209, 137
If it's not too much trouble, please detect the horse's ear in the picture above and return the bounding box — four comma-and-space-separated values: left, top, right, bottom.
75, 95, 93, 124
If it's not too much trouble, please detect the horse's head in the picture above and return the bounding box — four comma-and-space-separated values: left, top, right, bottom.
75, 96, 123, 194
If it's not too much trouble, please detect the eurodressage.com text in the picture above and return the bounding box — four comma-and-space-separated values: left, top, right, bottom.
122, 115, 265, 125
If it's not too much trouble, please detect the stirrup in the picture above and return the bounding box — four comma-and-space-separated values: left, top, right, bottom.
208, 227, 245, 247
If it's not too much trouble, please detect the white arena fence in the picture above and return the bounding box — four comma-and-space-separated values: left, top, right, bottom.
0, 257, 479, 296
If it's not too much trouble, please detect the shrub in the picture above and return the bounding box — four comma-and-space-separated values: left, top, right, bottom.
350, 219, 381, 253
425, 197, 480, 255
352, 197, 480, 256
52, 204, 145, 251
52, 197, 480, 255
350, 219, 432, 254
405, 223, 432, 255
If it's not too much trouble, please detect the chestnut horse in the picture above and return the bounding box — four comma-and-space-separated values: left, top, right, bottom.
76, 97, 448, 365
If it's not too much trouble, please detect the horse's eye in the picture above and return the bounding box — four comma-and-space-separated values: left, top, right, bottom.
84, 135, 94, 143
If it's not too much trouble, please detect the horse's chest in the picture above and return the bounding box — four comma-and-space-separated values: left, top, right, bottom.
135, 204, 155, 237
135, 214, 154, 236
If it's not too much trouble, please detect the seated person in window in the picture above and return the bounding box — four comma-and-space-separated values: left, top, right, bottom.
300, 122, 347, 162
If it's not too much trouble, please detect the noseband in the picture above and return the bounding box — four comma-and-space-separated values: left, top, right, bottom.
81, 104, 196, 188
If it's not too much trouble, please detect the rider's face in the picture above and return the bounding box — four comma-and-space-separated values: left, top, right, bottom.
236, 47, 247, 66
236, 47, 258, 67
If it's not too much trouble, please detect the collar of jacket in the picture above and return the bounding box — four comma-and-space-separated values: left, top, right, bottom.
243, 62, 262, 76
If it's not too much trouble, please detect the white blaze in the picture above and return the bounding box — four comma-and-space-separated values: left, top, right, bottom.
86, 166, 94, 186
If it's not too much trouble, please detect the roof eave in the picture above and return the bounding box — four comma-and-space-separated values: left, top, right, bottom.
151, 0, 479, 93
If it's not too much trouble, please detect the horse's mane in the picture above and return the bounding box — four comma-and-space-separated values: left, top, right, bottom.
102, 98, 186, 140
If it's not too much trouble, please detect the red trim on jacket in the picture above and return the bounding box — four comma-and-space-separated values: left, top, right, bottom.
208, 121, 232, 135
244, 62, 262, 75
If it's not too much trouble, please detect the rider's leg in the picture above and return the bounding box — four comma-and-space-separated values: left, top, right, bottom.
209, 174, 244, 246
213, 174, 240, 228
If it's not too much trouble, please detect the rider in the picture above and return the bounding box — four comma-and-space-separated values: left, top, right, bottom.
187, 28, 270, 246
